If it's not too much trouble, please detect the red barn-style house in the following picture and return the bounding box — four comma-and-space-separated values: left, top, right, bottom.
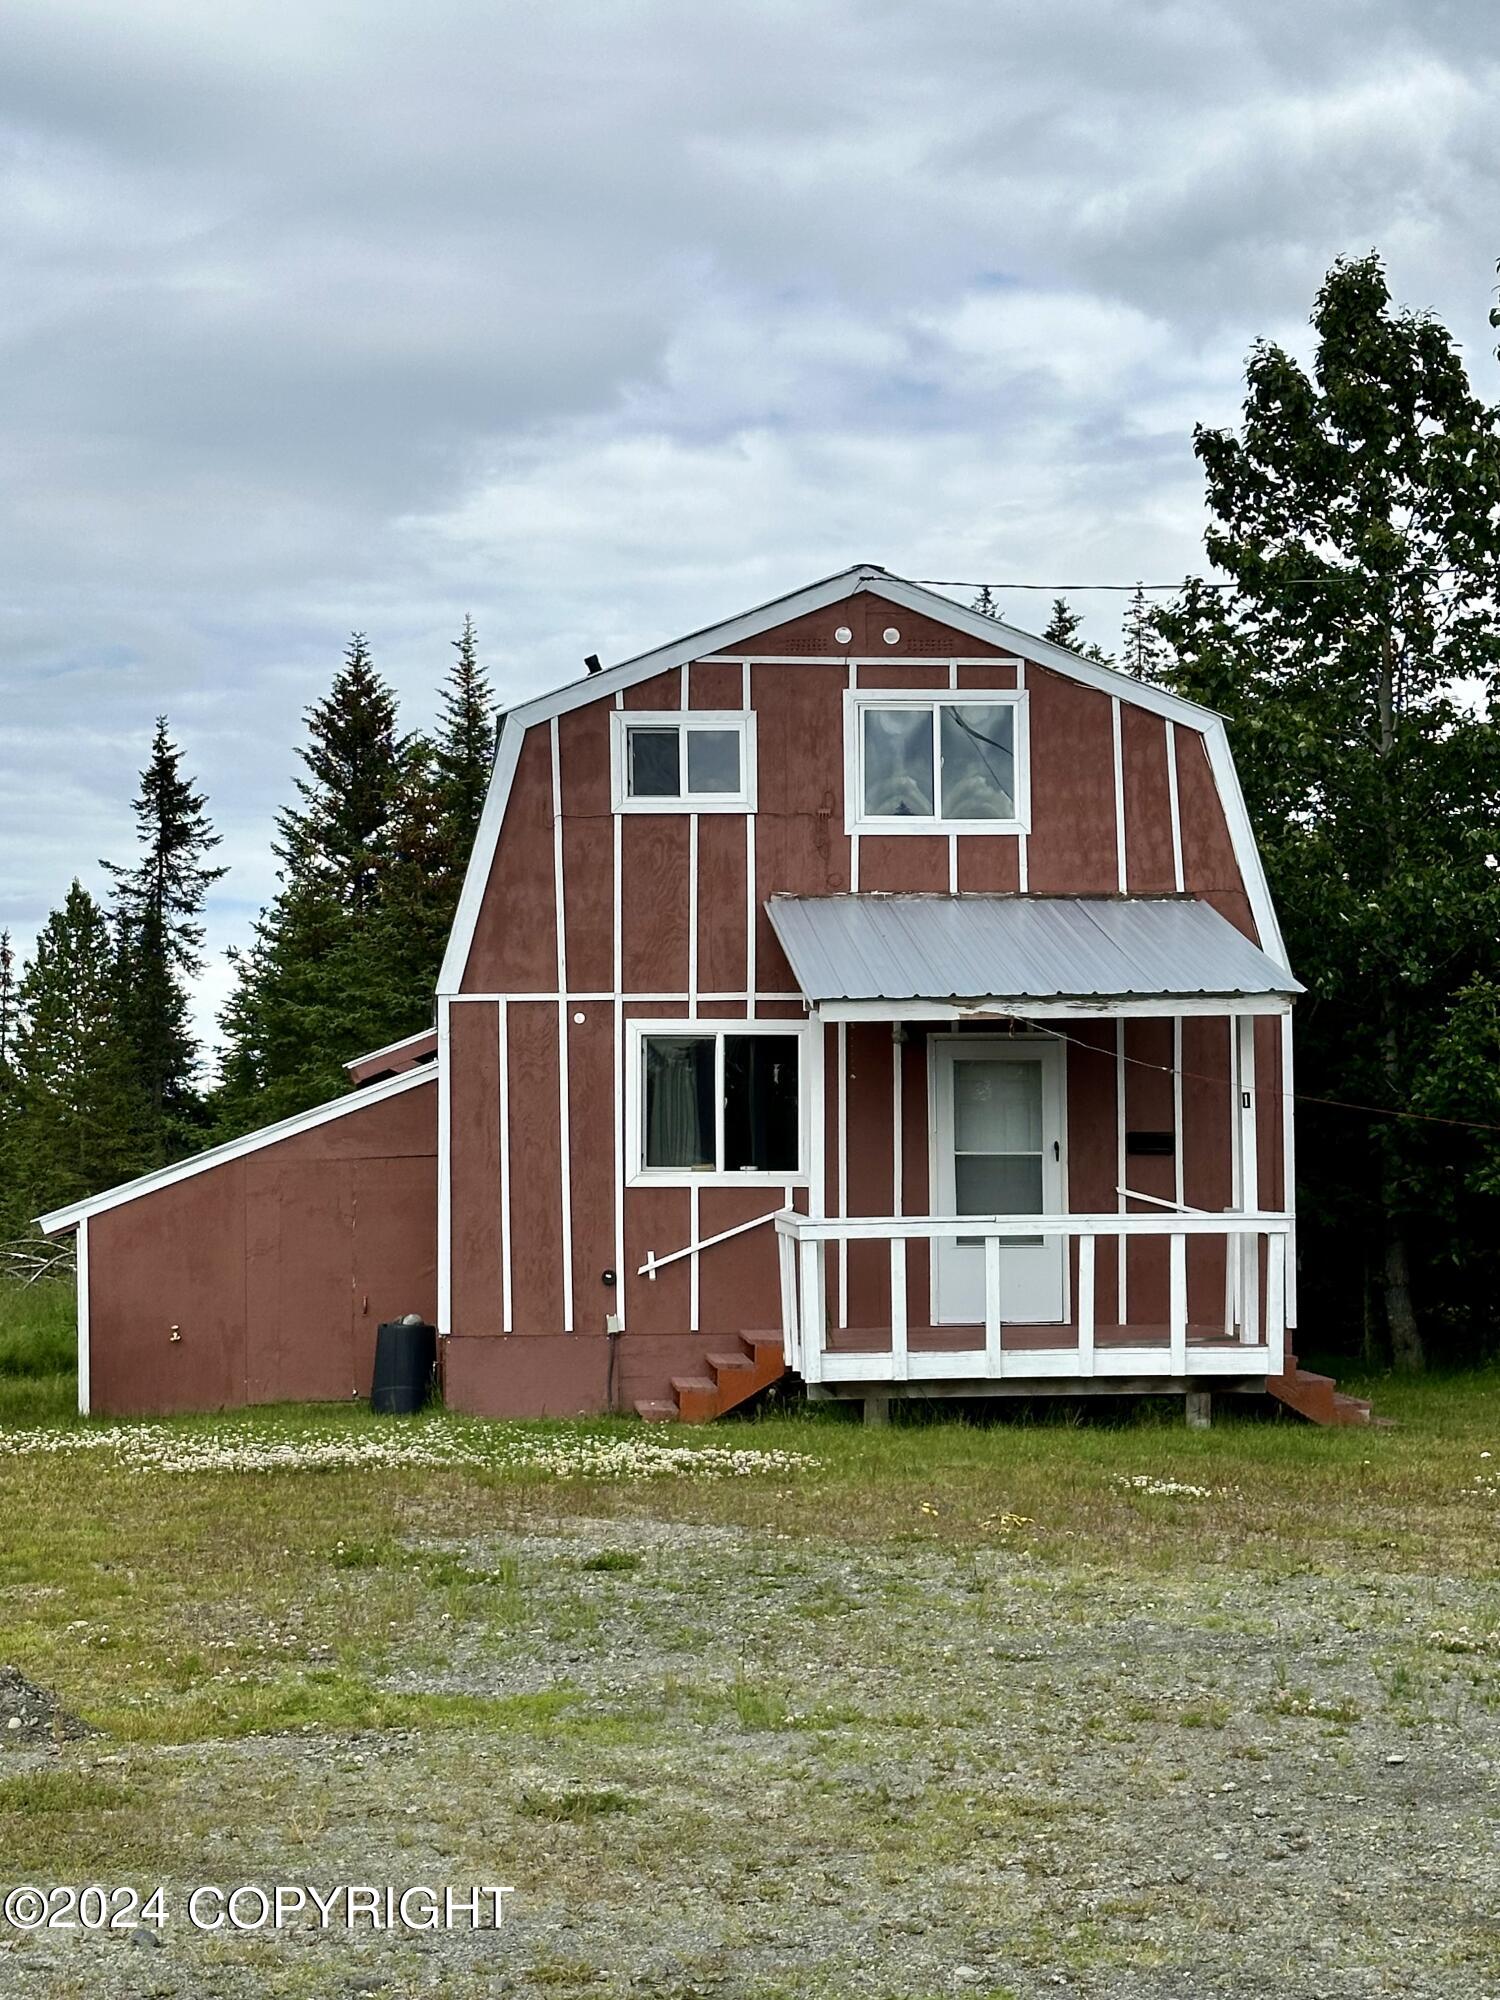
40, 567, 1366, 1426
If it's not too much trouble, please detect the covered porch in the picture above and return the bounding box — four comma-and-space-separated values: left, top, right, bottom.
767, 893, 1301, 1398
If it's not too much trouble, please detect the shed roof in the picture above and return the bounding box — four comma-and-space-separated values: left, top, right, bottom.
37, 1065, 437, 1236
766, 894, 1301, 1006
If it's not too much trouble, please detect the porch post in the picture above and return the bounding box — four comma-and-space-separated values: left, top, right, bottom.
889, 1236, 909, 1382
777, 1227, 799, 1373
1235, 1015, 1260, 1344
983, 1235, 1003, 1374
1076, 1232, 1095, 1377
1280, 1006, 1297, 1332
798, 1236, 824, 1386
809, 1013, 826, 1220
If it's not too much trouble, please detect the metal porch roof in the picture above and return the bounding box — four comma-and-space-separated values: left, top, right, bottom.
766, 895, 1301, 1005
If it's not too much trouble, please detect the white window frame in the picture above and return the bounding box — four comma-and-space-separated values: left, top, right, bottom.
844, 688, 1029, 836
625, 1017, 810, 1187
610, 709, 757, 814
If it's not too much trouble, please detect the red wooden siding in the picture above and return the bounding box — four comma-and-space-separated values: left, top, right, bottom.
1027, 667, 1118, 894
464, 726, 557, 993
448, 1000, 501, 1338
443, 588, 1281, 1409
88, 1081, 437, 1416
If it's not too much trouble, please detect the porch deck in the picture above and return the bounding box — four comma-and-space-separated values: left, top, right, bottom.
828, 1321, 1245, 1354
776, 1209, 1290, 1386
820, 1318, 1270, 1385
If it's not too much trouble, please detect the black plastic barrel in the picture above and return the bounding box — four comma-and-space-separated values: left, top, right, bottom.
371, 1317, 436, 1414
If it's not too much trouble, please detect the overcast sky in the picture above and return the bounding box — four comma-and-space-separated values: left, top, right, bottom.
2, 0, 1497, 1053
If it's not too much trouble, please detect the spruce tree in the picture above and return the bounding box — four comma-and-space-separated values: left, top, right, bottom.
276, 633, 408, 914
434, 616, 498, 860
1157, 253, 1500, 1370
1121, 583, 1167, 680
102, 718, 225, 1165
12, 885, 143, 1216
971, 584, 1000, 619
1042, 597, 1082, 647
1041, 596, 1114, 665
215, 635, 423, 1130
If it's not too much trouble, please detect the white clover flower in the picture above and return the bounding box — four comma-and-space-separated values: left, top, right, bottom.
0, 1419, 817, 1482
1113, 1473, 1233, 1500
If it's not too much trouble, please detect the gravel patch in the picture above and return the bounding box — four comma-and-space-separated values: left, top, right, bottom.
4, 1518, 1499, 1998
0, 1666, 91, 1750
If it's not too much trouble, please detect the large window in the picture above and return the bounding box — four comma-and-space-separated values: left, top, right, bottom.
845, 690, 1028, 834
628, 1022, 805, 1184
610, 710, 756, 813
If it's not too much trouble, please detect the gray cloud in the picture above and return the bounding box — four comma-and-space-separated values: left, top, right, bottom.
1, 0, 1496, 1054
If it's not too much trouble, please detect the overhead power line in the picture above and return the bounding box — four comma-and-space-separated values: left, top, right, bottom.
916, 570, 1467, 595
918, 578, 1221, 593
1000, 1014, 1500, 1138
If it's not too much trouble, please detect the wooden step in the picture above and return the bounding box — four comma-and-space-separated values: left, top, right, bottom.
1331, 1391, 1373, 1425
1267, 1362, 1374, 1427
635, 1334, 790, 1424
670, 1375, 720, 1423
705, 1351, 755, 1381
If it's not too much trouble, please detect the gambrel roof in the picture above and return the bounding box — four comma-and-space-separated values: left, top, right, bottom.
437, 564, 1286, 992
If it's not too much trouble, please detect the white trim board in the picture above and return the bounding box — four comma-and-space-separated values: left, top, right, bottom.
344, 1027, 437, 1075
815, 996, 1295, 1023
75, 1217, 90, 1416
37, 1066, 438, 1235
623, 1015, 812, 1189
436, 564, 1279, 995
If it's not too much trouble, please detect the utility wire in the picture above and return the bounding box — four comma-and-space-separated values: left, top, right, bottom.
916, 571, 1465, 595
990, 1013, 1500, 1138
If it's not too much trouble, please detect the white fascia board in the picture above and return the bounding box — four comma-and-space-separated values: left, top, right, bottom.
815, 995, 1295, 1023
437, 716, 526, 994
1202, 717, 1288, 969
36, 1065, 438, 1236
343, 1027, 437, 1074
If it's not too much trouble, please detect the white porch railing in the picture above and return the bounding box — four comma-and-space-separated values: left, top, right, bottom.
774, 1210, 1291, 1387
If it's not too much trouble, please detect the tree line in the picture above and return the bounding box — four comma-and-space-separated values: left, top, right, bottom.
978, 254, 1500, 1374
0, 620, 498, 1236
5, 253, 1500, 1372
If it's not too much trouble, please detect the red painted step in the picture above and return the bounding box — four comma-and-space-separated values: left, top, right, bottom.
635, 1332, 787, 1423
1267, 1355, 1372, 1427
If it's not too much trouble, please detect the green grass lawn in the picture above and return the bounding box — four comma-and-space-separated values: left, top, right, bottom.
0, 1275, 1497, 1995
0, 1272, 76, 1424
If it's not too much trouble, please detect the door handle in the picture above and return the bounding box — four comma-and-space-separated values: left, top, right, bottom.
1053, 1141, 1061, 1160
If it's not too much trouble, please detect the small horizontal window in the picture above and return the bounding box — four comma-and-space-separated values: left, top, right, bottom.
611, 711, 756, 812
847, 690, 1027, 835
630, 1022, 805, 1184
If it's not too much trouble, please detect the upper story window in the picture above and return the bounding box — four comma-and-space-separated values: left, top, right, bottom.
845, 689, 1029, 835
610, 710, 757, 814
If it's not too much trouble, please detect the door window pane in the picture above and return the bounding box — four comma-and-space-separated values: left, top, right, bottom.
644, 1037, 715, 1169
723, 1035, 800, 1172
954, 1154, 1044, 1216
686, 728, 741, 795
628, 727, 681, 798
954, 1060, 1042, 1153
940, 704, 1015, 819
862, 707, 934, 817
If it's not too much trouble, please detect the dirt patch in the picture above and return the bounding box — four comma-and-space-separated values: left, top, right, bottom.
0, 1664, 91, 1747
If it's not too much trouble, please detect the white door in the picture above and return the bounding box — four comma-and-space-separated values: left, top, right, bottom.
932, 1040, 1066, 1324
